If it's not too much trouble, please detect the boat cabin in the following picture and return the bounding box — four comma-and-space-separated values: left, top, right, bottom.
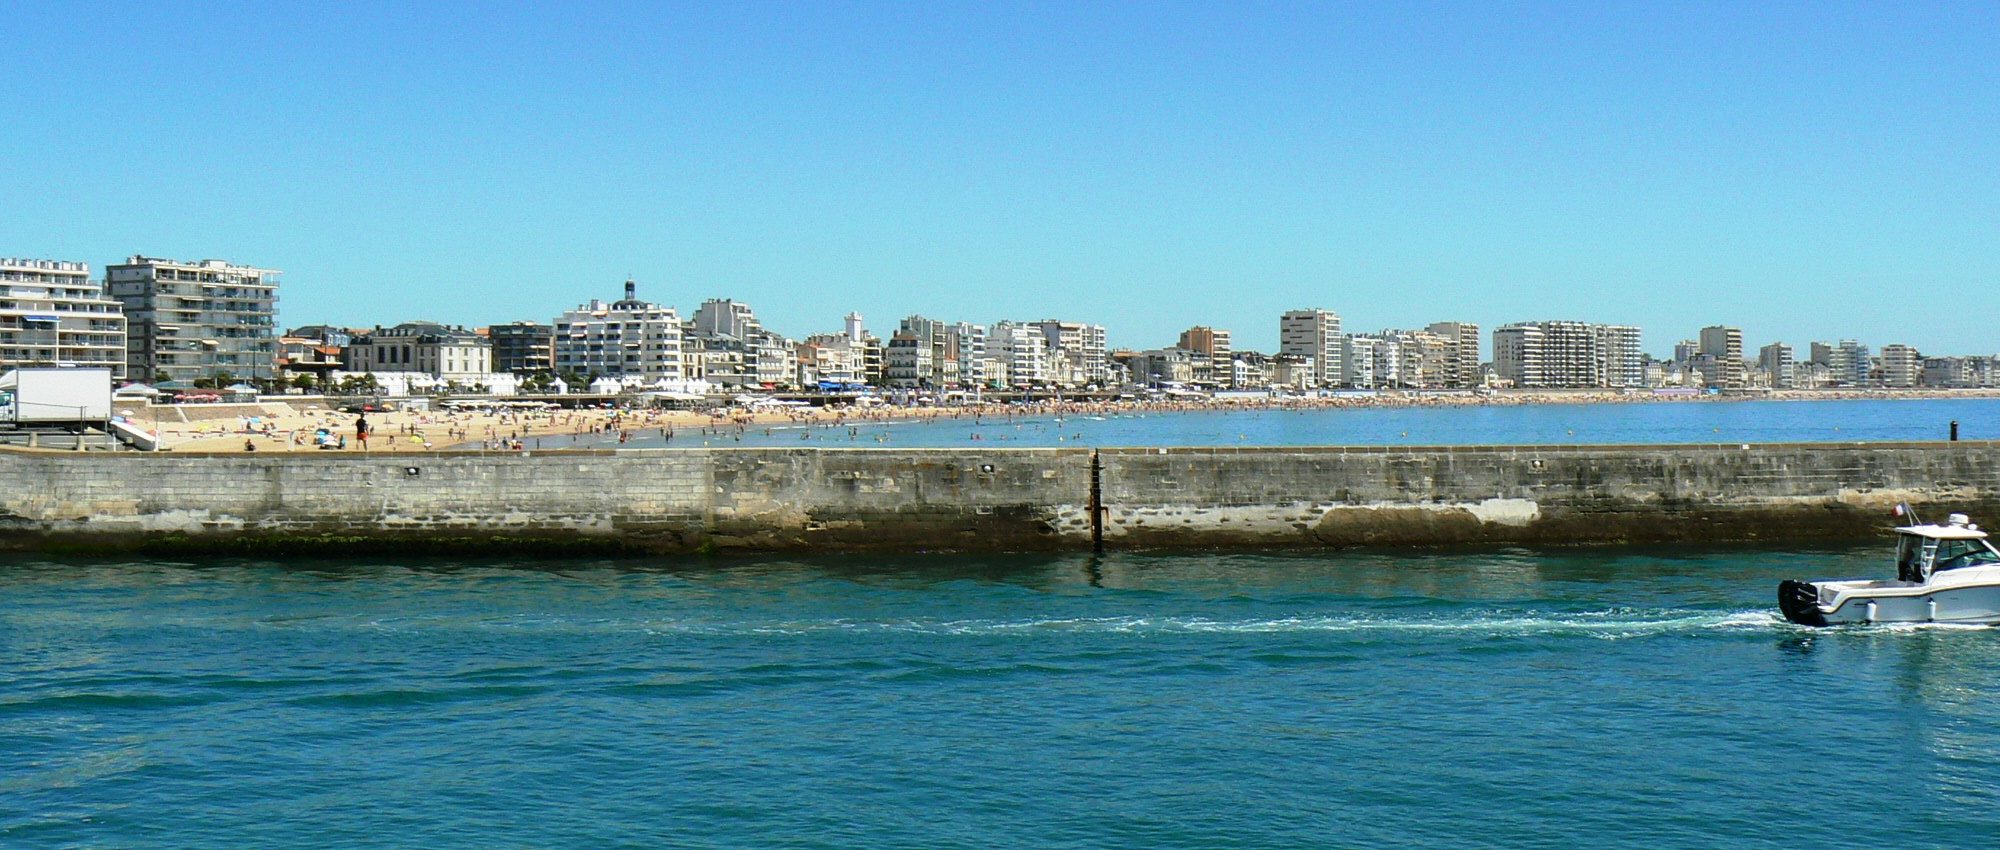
1894, 514, 2000, 582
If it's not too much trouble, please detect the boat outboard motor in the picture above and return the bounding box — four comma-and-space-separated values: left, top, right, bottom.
1778, 580, 1828, 626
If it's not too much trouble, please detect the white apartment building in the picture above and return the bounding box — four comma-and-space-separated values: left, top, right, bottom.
1340, 336, 1385, 389
1492, 324, 1545, 388
553, 279, 684, 381
1280, 309, 1342, 389
1758, 342, 1795, 389
1425, 322, 1480, 389
989, 321, 1049, 387
0, 259, 127, 378
1881, 344, 1921, 388
1494, 321, 1640, 388
1812, 340, 1871, 387
107, 256, 279, 383
1597, 324, 1644, 388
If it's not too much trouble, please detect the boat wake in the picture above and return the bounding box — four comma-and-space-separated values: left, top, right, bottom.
341, 608, 1811, 639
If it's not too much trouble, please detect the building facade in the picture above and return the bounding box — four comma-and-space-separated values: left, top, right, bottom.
1880, 344, 1921, 388
344, 322, 493, 382
0, 259, 127, 378
488, 322, 554, 375
106, 256, 279, 383
1758, 342, 1796, 389
1697, 325, 1745, 388
552, 280, 684, 381
1424, 322, 1480, 389
1279, 309, 1342, 389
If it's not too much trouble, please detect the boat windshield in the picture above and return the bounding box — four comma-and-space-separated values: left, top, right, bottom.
1934, 538, 2000, 572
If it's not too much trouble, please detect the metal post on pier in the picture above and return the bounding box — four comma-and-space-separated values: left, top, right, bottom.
1950, 420, 1959, 442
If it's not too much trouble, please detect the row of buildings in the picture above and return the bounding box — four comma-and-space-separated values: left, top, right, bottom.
6, 255, 1998, 393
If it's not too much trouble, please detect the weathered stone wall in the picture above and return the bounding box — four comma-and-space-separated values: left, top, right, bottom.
1, 442, 1996, 553
1097, 443, 2000, 547
0, 449, 1093, 553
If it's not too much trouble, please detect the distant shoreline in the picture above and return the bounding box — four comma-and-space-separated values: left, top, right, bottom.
73, 387, 2000, 455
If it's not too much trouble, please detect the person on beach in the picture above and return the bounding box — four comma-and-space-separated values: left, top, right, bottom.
355, 415, 371, 450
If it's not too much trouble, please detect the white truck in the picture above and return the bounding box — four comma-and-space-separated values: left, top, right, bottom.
0, 367, 114, 429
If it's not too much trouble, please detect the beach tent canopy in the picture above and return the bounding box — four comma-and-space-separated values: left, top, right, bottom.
114, 382, 163, 397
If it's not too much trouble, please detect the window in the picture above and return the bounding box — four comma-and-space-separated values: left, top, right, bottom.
1934, 539, 2000, 572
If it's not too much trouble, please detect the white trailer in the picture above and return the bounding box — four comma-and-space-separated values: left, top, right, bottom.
0, 368, 114, 428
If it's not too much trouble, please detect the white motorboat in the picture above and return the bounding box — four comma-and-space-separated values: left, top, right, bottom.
1779, 512, 2000, 626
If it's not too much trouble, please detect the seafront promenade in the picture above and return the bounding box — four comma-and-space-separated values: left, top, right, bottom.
5, 441, 1998, 554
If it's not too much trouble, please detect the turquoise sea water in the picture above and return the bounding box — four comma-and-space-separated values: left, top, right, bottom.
562, 396, 2000, 449
7, 547, 2000, 848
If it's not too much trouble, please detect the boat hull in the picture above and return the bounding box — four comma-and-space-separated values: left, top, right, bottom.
1779, 580, 2000, 626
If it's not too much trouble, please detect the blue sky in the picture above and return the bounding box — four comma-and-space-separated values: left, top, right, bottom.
4, 1, 1996, 355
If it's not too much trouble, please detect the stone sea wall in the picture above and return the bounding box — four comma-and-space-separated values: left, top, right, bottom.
2, 443, 1997, 553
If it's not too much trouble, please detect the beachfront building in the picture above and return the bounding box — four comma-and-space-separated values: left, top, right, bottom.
883, 329, 932, 388
344, 322, 493, 384
488, 322, 554, 375
1597, 324, 1644, 388
988, 321, 1050, 387
1880, 344, 1921, 388
1178, 326, 1233, 388
1270, 353, 1316, 389
1340, 335, 1386, 389
839, 312, 887, 386
0, 258, 127, 378
276, 325, 349, 384
1230, 352, 1273, 389
796, 334, 864, 388
896, 315, 986, 388
1758, 342, 1796, 389
1492, 324, 1545, 387
1030, 320, 1109, 388
1280, 309, 1342, 389
1698, 326, 1745, 388
1128, 348, 1195, 386
1425, 322, 1480, 389
1811, 340, 1871, 387
553, 279, 684, 382
1493, 321, 1642, 389
107, 256, 279, 384
687, 299, 794, 389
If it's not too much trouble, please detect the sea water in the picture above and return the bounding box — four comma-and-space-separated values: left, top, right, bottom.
6, 547, 1998, 848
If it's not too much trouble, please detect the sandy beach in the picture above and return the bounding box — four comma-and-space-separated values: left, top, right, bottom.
115, 387, 2000, 454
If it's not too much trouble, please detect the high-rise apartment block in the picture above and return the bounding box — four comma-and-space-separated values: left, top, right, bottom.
1758, 342, 1795, 389
1424, 322, 1480, 388
1697, 325, 1744, 388
1177, 326, 1232, 387
1279, 309, 1342, 389
1493, 321, 1640, 388
0, 259, 127, 378
553, 279, 683, 381
1811, 340, 1871, 386
1880, 344, 1920, 388
107, 256, 279, 383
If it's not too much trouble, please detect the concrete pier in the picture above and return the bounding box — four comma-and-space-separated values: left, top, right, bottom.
2, 442, 1997, 553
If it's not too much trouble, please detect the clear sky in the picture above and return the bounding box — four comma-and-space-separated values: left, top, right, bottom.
4, 1, 1996, 356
